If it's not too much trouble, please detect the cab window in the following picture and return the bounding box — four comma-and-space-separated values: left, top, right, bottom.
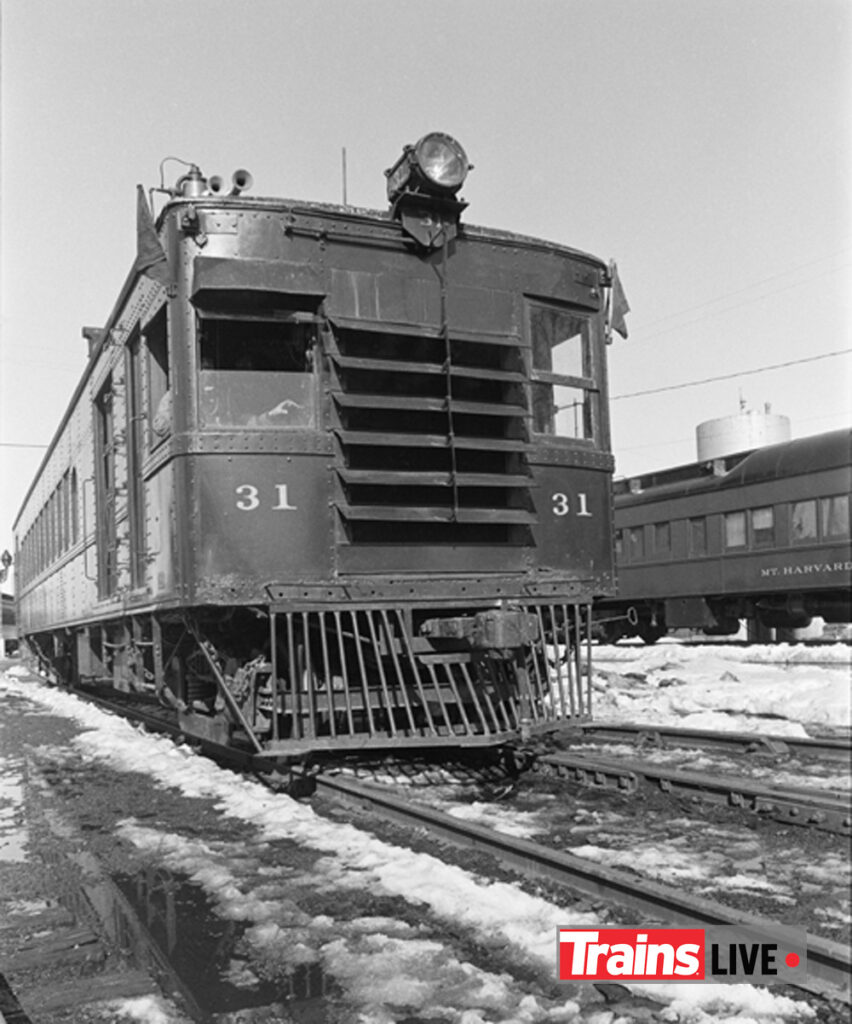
529, 304, 598, 441
197, 314, 317, 429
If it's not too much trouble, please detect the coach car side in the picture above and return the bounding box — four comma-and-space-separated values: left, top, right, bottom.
599, 429, 851, 642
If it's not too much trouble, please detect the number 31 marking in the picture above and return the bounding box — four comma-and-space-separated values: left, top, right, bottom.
552, 492, 592, 517
235, 484, 297, 511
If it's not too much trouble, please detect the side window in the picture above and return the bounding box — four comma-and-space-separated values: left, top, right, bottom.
653, 522, 671, 557
71, 469, 79, 544
751, 506, 775, 548
529, 304, 597, 441
791, 500, 817, 543
145, 307, 170, 447
614, 528, 624, 561
724, 511, 746, 549
821, 494, 850, 538
688, 516, 707, 556
628, 526, 645, 561
197, 315, 316, 429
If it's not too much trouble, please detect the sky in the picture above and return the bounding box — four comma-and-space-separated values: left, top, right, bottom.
1, 0, 851, 587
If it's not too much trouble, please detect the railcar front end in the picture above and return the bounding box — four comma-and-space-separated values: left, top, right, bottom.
14, 135, 626, 762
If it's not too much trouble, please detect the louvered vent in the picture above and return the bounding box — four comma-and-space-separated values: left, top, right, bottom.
326, 325, 535, 545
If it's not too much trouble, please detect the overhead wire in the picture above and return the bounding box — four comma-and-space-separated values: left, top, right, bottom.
612, 348, 852, 400
635, 246, 851, 336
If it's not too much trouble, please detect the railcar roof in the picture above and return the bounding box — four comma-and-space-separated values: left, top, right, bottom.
160, 193, 608, 267
615, 428, 852, 507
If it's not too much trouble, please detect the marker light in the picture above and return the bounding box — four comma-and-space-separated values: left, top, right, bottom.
386, 132, 470, 203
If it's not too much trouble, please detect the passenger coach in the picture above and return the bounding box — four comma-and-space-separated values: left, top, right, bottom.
14, 133, 627, 762
597, 429, 851, 642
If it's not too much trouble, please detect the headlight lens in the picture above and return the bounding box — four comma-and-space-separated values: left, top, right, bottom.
414, 133, 469, 191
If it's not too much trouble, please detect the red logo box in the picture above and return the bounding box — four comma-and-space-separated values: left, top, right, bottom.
559, 928, 706, 982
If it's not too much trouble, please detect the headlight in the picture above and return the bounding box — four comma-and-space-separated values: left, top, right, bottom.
414, 133, 469, 191
386, 132, 470, 202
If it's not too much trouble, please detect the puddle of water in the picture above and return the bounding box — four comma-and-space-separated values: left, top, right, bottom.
108, 865, 336, 1019
11, 746, 337, 1022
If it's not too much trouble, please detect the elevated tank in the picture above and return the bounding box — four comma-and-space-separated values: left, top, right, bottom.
696, 404, 791, 461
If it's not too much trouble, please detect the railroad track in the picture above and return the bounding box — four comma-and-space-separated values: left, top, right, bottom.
316, 772, 851, 1005
537, 750, 851, 836
561, 722, 852, 763
67, 687, 852, 835
15, 681, 852, 1005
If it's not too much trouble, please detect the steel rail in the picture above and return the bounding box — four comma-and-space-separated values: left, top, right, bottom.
24, 685, 851, 1001
538, 752, 851, 835
316, 773, 850, 1003
561, 723, 852, 763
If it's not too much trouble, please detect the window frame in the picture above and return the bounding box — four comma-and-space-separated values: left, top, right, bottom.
724, 510, 747, 550
750, 505, 775, 549
688, 516, 707, 557
527, 301, 601, 444
820, 494, 850, 540
195, 308, 320, 431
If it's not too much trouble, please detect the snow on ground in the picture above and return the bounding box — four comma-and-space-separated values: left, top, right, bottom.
588, 642, 851, 736
1, 656, 842, 1022
0, 755, 27, 863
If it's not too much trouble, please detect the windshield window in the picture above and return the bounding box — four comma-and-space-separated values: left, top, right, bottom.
528, 303, 597, 441
197, 317, 316, 429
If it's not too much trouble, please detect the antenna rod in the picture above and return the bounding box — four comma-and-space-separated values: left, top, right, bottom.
342, 147, 348, 206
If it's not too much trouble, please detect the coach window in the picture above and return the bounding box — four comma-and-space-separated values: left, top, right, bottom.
688, 516, 707, 556
750, 506, 774, 548
627, 526, 644, 561
791, 500, 817, 543
653, 522, 671, 557
71, 470, 79, 544
821, 494, 850, 538
724, 511, 746, 549
197, 313, 316, 429
614, 529, 624, 561
529, 304, 597, 441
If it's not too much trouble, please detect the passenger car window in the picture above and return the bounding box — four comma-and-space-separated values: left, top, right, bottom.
653, 522, 671, 556
688, 517, 707, 556
724, 511, 746, 549
791, 500, 817, 542
820, 495, 850, 539
751, 506, 774, 548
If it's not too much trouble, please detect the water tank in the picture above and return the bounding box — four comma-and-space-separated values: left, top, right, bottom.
696, 406, 791, 461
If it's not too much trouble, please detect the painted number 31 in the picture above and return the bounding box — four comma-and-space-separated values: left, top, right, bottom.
235, 484, 297, 511
552, 492, 592, 517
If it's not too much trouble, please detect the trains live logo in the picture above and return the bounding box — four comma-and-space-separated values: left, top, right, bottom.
557, 927, 806, 984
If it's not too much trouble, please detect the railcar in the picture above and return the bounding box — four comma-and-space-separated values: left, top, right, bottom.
13, 133, 626, 763
596, 429, 852, 642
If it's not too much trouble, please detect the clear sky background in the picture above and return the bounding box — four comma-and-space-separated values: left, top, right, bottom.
1, 0, 850, 588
